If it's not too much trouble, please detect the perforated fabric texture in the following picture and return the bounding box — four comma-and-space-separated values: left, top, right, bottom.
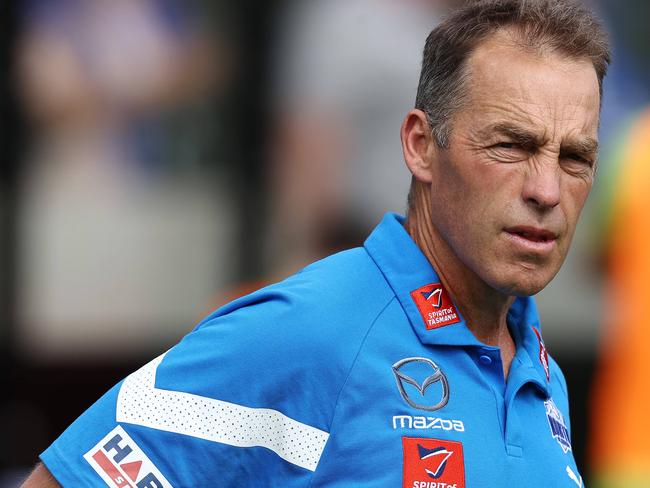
116, 353, 330, 472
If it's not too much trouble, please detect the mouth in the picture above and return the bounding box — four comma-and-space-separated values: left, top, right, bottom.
503, 226, 558, 251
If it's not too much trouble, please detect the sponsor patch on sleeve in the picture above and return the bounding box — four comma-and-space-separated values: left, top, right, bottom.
402, 437, 465, 488
84, 425, 173, 487
411, 284, 461, 330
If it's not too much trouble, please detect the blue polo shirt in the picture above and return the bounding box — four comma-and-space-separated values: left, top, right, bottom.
41, 213, 581, 487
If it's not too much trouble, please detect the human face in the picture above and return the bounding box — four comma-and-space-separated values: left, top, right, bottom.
427, 31, 601, 296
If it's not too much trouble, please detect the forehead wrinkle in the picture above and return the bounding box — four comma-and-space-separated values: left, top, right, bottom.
471, 90, 598, 137
465, 98, 552, 142
459, 37, 600, 151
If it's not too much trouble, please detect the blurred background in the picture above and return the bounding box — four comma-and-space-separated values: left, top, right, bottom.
1, 0, 648, 486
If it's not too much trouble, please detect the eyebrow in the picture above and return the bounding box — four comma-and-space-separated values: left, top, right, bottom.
486, 122, 545, 147
560, 138, 599, 158
485, 122, 599, 156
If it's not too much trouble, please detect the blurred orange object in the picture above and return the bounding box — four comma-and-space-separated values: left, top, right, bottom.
590, 108, 650, 485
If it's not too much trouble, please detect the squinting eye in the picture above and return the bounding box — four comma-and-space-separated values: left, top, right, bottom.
496, 142, 519, 149
565, 154, 593, 165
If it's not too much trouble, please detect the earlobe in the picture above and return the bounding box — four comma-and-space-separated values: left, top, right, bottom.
401, 109, 434, 183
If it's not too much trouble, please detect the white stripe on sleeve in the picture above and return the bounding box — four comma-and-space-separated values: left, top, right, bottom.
116, 353, 330, 472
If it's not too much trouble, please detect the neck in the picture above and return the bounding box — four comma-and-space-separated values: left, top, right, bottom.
405, 183, 516, 375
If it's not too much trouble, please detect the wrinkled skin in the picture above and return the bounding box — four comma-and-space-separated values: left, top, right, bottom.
413, 30, 601, 300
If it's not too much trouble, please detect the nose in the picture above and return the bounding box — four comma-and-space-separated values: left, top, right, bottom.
522, 159, 561, 210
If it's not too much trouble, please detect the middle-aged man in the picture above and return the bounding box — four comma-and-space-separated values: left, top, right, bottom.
23, 0, 610, 486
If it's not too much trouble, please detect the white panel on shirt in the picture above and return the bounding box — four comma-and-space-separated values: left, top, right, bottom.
116, 352, 330, 472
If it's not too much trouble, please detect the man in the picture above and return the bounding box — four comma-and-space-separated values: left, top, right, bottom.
23, 0, 610, 486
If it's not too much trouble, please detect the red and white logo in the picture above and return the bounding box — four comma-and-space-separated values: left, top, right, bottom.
403, 437, 465, 488
533, 327, 550, 382
84, 426, 173, 488
411, 284, 461, 330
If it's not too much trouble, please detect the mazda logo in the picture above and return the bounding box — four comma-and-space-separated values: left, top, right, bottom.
392, 357, 450, 412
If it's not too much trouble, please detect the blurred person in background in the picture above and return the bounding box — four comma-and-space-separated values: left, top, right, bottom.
3, 1, 236, 484
21, 1, 611, 486
213, 0, 459, 306
14, 0, 236, 359
265, 0, 463, 278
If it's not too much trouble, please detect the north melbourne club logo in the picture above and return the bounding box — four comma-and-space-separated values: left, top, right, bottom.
411, 283, 461, 330
84, 425, 173, 487
545, 398, 572, 454
402, 437, 465, 488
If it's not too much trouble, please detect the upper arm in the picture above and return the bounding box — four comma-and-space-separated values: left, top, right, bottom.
21, 463, 61, 488
38, 266, 382, 486
38, 295, 348, 486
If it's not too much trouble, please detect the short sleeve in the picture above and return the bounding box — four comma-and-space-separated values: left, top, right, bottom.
39, 248, 387, 487
40, 291, 342, 487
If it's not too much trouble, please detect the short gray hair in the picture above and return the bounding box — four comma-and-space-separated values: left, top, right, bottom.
415, 0, 611, 148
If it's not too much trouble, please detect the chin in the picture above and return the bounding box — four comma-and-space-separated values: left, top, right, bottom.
489, 267, 558, 297
503, 281, 547, 297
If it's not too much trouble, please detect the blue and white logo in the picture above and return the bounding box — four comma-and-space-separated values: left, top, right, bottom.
544, 398, 571, 453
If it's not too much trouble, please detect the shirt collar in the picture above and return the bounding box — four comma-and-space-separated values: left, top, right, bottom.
364, 213, 551, 393
507, 294, 552, 395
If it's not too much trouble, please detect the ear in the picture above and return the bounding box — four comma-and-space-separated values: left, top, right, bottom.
400, 109, 435, 184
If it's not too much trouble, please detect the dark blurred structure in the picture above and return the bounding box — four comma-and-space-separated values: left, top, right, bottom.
1, 1, 26, 485
2, 1, 649, 486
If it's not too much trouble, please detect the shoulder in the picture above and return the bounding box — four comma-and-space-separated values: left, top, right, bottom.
40, 248, 398, 486
154, 247, 396, 408
194, 247, 394, 351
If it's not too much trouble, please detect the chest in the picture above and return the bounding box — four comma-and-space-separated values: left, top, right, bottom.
310, 334, 581, 487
